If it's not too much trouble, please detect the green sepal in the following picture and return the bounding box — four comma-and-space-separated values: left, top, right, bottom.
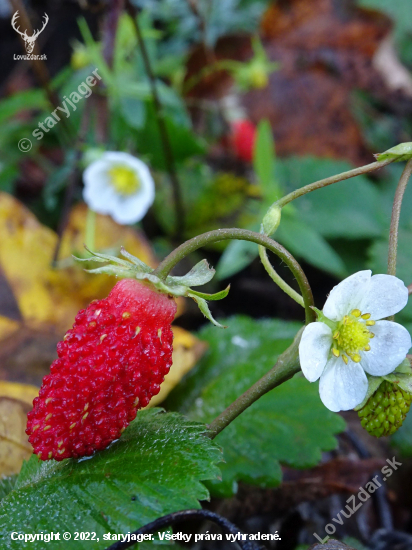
75, 246, 229, 326
187, 293, 227, 328
390, 357, 412, 375
81, 246, 135, 268
167, 259, 216, 287
354, 358, 412, 411
120, 247, 153, 273
310, 307, 337, 331
354, 375, 383, 411
188, 286, 230, 301
384, 373, 412, 395
375, 142, 412, 162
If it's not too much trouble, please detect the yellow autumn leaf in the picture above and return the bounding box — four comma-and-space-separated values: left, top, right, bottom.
0, 193, 156, 340
0, 396, 32, 477
0, 381, 39, 406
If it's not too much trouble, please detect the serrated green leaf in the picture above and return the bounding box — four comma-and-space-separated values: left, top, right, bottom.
167, 316, 345, 497
0, 409, 222, 550
0, 477, 17, 502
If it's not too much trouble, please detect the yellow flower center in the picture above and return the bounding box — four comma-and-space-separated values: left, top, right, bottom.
331, 309, 375, 364
108, 165, 140, 195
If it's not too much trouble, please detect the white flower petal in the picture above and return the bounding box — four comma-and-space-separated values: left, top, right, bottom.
359, 320, 411, 376
359, 274, 408, 320
319, 356, 368, 412
323, 270, 371, 321
299, 322, 332, 382
109, 190, 154, 224
82, 151, 155, 225
83, 180, 118, 214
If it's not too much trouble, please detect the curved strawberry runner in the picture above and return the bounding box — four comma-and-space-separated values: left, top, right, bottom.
26, 279, 177, 461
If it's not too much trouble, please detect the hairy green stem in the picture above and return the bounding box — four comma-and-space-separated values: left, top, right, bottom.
207, 328, 303, 439
153, 228, 315, 324
387, 158, 412, 277
258, 245, 304, 307
275, 159, 393, 208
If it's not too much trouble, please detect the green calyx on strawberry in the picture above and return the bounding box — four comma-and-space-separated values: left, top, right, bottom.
355, 358, 412, 437
75, 247, 230, 328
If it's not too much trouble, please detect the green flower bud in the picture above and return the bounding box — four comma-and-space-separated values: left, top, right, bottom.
262, 205, 281, 236
375, 142, 412, 162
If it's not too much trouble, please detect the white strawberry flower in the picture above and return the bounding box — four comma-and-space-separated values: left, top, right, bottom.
83, 151, 155, 225
299, 270, 411, 412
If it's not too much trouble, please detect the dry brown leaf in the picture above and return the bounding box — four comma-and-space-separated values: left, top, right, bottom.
0, 395, 32, 477
186, 0, 412, 166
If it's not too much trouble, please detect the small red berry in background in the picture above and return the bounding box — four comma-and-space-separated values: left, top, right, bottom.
26, 279, 177, 461
231, 119, 257, 163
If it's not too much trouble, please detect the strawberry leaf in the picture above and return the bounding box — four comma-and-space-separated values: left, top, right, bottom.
0, 409, 222, 549
167, 316, 346, 497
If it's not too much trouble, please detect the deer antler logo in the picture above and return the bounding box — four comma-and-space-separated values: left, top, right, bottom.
11, 11, 49, 54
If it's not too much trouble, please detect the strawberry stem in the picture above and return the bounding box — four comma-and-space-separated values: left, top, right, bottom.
388, 158, 412, 277
274, 158, 393, 209
152, 228, 315, 325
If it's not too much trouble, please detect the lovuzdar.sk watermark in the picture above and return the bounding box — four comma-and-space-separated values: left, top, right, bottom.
11, 10, 48, 60
313, 456, 402, 544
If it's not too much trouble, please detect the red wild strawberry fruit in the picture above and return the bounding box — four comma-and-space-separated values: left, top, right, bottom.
231, 119, 256, 163
26, 279, 177, 461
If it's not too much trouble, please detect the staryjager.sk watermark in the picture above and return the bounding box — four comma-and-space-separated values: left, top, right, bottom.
18, 68, 101, 153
